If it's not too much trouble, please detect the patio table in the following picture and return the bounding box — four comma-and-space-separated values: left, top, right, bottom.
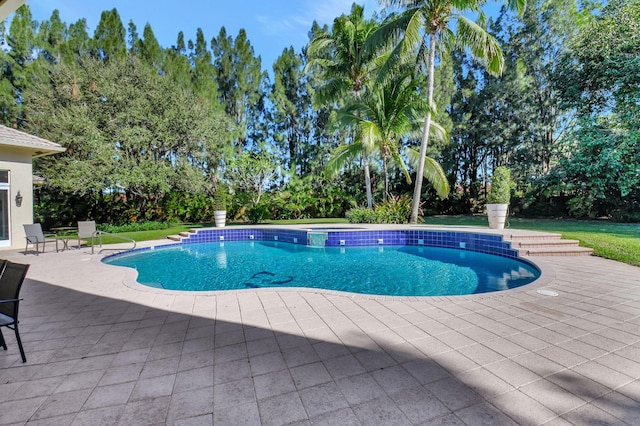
50, 227, 78, 251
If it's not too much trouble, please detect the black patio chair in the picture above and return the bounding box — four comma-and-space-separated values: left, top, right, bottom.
0, 261, 30, 363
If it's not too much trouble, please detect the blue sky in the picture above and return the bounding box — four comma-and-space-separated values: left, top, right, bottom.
28, 0, 381, 69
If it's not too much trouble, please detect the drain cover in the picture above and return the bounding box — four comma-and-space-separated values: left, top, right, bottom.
537, 289, 559, 297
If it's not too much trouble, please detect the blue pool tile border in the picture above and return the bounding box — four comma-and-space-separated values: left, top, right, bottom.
176, 228, 522, 260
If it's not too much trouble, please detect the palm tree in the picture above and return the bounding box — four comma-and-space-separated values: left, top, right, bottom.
327, 70, 450, 200
374, 0, 524, 223
306, 3, 378, 208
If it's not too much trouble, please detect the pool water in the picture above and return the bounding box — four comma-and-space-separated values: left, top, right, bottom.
104, 241, 540, 296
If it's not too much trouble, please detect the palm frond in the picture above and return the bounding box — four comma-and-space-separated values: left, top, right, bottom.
324, 142, 364, 178
429, 120, 449, 144
405, 147, 450, 199
507, 0, 526, 15
306, 36, 333, 59
367, 9, 422, 84
456, 16, 504, 76
391, 147, 412, 184
314, 78, 350, 107
358, 120, 381, 152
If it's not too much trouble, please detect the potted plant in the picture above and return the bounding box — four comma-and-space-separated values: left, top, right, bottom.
486, 166, 511, 229
213, 185, 228, 228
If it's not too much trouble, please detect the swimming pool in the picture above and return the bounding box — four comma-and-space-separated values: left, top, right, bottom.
103, 228, 541, 296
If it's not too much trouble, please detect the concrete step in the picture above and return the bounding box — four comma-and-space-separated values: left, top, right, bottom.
517, 246, 594, 256
511, 239, 582, 249
166, 235, 182, 241
506, 233, 563, 241
502, 231, 593, 257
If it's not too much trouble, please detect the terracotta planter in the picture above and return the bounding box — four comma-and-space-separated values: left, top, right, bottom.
487, 203, 508, 229
214, 210, 226, 228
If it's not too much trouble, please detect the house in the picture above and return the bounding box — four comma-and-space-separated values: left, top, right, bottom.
0, 125, 65, 250
0, 0, 26, 21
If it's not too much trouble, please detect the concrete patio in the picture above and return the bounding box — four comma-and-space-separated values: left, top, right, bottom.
0, 230, 639, 425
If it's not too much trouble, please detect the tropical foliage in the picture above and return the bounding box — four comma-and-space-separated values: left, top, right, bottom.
0, 0, 637, 226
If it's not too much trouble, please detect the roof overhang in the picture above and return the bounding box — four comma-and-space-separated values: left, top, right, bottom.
0, 124, 66, 158
0, 140, 66, 158
0, 0, 26, 21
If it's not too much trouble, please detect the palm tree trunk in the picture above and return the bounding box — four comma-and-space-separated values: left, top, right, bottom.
353, 89, 374, 209
410, 33, 437, 224
364, 155, 373, 208
383, 155, 389, 201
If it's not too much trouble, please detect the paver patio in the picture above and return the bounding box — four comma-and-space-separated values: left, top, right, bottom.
0, 226, 639, 425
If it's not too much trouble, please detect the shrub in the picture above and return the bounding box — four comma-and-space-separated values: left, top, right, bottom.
99, 221, 175, 233
375, 194, 414, 224
247, 203, 271, 224
346, 194, 416, 224
346, 208, 380, 223
487, 166, 512, 204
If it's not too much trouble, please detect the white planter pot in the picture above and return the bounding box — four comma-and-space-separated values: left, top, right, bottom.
487, 204, 508, 229
214, 210, 226, 228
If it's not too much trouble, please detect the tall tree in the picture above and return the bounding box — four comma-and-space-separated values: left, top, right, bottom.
5, 5, 41, 125
329, 69, 449, 199
140, 23, 163, 69
189, 28, 220, 109
37, 9, 66, 64
505, 0, 580, 175
306, 4, 379, 208
91, 8, 126, 62
374, 0, 521, 223
164, 31, 192, 87
270, 47, 313, 174
60, 18, 91, 64
0, 21, 19, 124
212, 27, 264, 148
25, 57, 233, 218
552, 0, 640, 219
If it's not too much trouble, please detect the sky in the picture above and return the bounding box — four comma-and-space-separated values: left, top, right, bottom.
27, 0, 381, 70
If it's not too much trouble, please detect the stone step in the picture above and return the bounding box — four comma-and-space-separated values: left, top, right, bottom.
510, 239, 582, 249
517, 246, 594, 256
167, 230, 199, 242
506, 233, 563, 241
502, 231, 593, 257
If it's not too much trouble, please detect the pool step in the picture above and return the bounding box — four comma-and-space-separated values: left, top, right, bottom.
504, 233, 593, 257
167, 229, 198, 242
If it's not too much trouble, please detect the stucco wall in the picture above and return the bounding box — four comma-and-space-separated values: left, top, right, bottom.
0, 146, 34, 250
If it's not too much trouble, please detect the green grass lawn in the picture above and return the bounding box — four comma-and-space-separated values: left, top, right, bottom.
97, 216, 639, 267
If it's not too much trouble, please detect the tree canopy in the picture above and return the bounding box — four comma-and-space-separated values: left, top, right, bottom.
0, 1, 636, 225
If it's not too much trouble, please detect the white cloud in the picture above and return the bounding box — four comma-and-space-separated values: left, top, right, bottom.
308, 0, 380, 24
255, 0, 381, 36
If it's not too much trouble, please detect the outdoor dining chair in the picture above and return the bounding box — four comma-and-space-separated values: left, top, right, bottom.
77, 221, 136, 254
0, 260, 30, 363
23, 223, 59, 255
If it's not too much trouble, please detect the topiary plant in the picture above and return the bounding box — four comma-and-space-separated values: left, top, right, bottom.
487, 166, 512, 204
213, 185, 228, 211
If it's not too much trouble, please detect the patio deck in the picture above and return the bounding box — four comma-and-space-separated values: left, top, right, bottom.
0, 227, 639, 425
